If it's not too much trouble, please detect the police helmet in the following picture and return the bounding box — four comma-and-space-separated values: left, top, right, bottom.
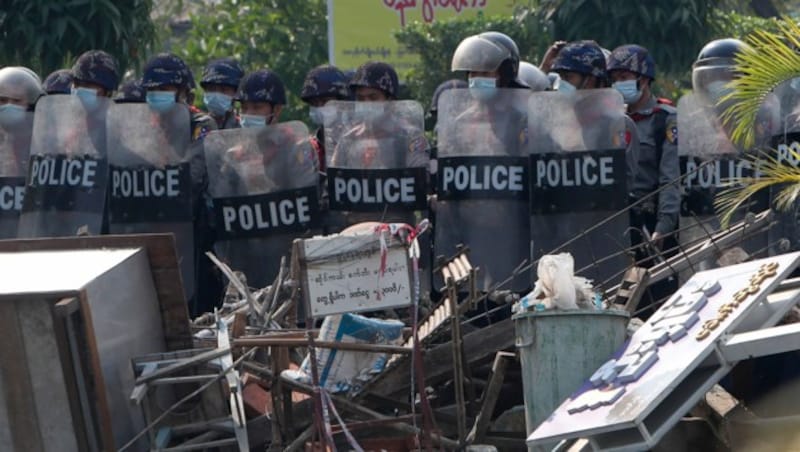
42, 69, 73, 95
518, 62, 550, 91
692, 38, 750, 95
452, 31, 526, 87
200, 57, 245, 89
607, 44, 656, 80
551, 40, 607, 81
349, 61, 399, 98
0, 67, 45, 107
694, 38, 749, 69
142, 53, 193, 90
301, 65, 348, 102
72, 50, 120, 92
430, 79, 467, 114
114, 79, 146, 103
236, 69, 287, 105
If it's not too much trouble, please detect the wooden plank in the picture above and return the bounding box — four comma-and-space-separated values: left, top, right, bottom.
467, 351, 514, 444
368, 318, 515, 397
75, 290, 116, 450
51, 297, 95, 452
0, 234, 193, 351
0, 301, 45, 451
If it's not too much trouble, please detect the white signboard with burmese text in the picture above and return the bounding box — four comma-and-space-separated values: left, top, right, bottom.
298, 230, 413, 318
528, 252, 800, 451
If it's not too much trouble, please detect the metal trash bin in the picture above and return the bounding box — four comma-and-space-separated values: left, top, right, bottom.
514, 309, 629, 446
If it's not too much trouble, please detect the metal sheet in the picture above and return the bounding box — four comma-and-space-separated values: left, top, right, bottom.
82, 248, 166, 447
17, 299, 80, 452
528, 252, 800, 449
0, 249, 140, 295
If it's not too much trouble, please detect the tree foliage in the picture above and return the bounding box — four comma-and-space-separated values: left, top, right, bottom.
0, 0, 156, 77
535, 0, 721, 76
178, 0, 328, 121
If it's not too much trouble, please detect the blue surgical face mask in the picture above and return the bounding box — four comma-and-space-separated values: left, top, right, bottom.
612, 79, 642, 104
241, 114, 267, 128
146, 90, 177, 113
0, 103, 27, 127
557, 79, 577, 94
468, 76, 498, 101
72, 86, 100, 111
309, 106, 324, 125
204, 92, 233, 116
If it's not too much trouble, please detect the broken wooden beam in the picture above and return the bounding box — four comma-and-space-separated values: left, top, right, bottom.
367, 318, 514, 397
468, 351, 515, 444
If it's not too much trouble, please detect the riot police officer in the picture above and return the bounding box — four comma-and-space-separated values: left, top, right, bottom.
607, 44, 680, 311
72, 50, 120, 99
18, 54, 113, 238
200, 57, 244, 129
42, 69, 73, 95
607, 46, 680, 257
0, 67, 42, 238
0, 67, 43, 118
530, 40, 641, 293
325, 61, 429, 233
435, 32, 530, 294
550, 40, 608, 91
142, 52, 220, 315
300, 65, 349, 171
236, 69, 286, 129
142, 53, 217, 143
329, 61, 428, 172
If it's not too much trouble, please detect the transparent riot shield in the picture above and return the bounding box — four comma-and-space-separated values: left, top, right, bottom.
205, 121, 322, 288
678, 92, 774, 273
106, 103, 196, 300
528, 89, 630, 289
0, 112, 33, 238
768, 79, 800, 255
324, 100, 429, 230
18, 95, 110, 237
434, 88, 531, 292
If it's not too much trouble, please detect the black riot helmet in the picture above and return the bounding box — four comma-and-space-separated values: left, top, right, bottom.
451, 31, 527, 88
694, 38, 748, 69
692, 38, 750, 102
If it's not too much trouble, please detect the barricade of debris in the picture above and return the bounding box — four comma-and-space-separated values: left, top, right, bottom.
2, 210, 799, 452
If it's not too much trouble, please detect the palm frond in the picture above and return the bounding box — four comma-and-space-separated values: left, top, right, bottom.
715, 148, 800, 228
720, 17, 800, 149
